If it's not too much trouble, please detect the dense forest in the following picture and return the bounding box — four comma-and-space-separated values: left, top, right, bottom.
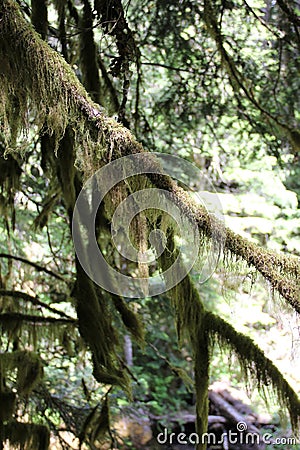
0, 0, 300, 449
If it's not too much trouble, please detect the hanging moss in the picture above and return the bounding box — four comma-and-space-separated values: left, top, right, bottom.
111, 295, 145, 345
160, 230, 300, 444
0, 390, 16, 422
93, 395, 110, 443
203, 0, 299, 152
0, 310, 78, 354
0, 350, 43, 397
205, 311, 300, 433
1, 0, 298, 314
160, 233, 209, 450
15, 351, 44, 396
1, 6, 300, 433
4, 421, 50, 450
73, 264, 131, 391
79, 395, 111, 447
171, 185, 300, 312
0, 0, 100, 156
33, 190, 60, 229
0, 145, 22, 229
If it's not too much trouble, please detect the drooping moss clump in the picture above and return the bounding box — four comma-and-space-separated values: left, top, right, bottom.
0, 350, 48, 449
160, 234, 299, 446
4, 421, 50, 450
0, 350, 43, 396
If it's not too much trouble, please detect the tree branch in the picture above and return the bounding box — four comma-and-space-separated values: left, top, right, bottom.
0, 0, 299, 312
0, 312, 77, 325
0, 289, 74, 320
0, 253, 67, 282
202, 0, 300, 151
276, 0, 300, 28
205, 311, 300, 431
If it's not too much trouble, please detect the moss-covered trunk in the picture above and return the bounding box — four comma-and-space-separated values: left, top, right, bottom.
194, 330, 209, 450
160, 234, 210, 448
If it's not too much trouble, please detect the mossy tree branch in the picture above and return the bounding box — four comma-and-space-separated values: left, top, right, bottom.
162, 241, 300, 442
0, 289, 74, 319
1, 0, 299, 313
205, 311, 300, 433
0, 312, 77, 325
1, 2, 300, 443
0, 253, 67, 281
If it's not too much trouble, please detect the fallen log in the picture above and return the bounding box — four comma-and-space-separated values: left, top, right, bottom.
218, 389, 256, 418
149, 411, 226, 425
209, 390, 260, 435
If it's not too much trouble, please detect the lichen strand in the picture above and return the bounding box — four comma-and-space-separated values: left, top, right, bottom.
205, 311, 300, 433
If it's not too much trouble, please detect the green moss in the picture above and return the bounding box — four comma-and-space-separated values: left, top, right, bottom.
2, 0, 298, 316
0, 350, 43, 396
0, 390, 16, 421
205, 311, 300, 433
1, 6, 299, 437
4, 421, 50, 450
111, 295, 145, 345
160, 234, 209, 449
73, 264, 131, 392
